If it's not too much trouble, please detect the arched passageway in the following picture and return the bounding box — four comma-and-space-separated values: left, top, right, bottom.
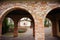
18, 17, 34, 38
1, 8, 35, 40
45, 7, 60, 40
44, 18, 52, 37
2, 17, 14, 37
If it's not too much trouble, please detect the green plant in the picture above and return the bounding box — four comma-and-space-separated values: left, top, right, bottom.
44, 18, 50, 27
18, 30, 26, 33
18, 28, 27, 33
2, 18, 9, 34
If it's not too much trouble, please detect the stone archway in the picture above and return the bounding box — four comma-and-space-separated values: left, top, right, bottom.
45, 7, 60, 40
18, 17, 35, 37
0, 7, 35, 40
2, 17, 14, 36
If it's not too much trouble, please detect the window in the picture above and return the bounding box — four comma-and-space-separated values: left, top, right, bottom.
20, 17, 31, 27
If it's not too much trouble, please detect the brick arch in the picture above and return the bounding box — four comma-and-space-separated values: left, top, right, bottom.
44, 7, 60, 23
44, 7, 60, 37
0, 7, 32, 22
2, 17, 14, 34
46, 7, 60, 19
18, 16, 35, 37
0, 7, 35, 38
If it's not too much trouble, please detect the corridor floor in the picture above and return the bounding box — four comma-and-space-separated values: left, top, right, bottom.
1, 35, 34, 40
45, 36, 60, 40
1, 35, 60, 40
45, 27, 60, 40
1, 27, 60, 40
1, 28, 35, 40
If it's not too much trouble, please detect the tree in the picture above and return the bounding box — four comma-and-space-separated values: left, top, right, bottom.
44, 18, 49, 27
2, 18, 9, 34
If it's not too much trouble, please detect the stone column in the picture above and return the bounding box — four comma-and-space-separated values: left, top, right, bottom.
52, 20, 57, 37
0, 19, 2, 40
0, 20, 2, 37
33, 27, 35, 37
14, 21, 18, 37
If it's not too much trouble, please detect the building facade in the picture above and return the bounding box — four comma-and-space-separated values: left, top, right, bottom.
0, 0, 60, 40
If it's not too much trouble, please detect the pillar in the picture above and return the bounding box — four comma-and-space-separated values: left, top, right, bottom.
52, 20, 57, 37
33, 27, 35, 38
0, 20, 2, 37
0, 19, 2, 40
14, 21, 18, 37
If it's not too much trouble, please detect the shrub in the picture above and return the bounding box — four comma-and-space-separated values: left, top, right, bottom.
18, 28, 27, 33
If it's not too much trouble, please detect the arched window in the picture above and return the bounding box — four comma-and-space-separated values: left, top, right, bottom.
20, 17, 31, 27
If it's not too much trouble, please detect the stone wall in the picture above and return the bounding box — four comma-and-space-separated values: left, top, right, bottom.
0, 1, 60, 40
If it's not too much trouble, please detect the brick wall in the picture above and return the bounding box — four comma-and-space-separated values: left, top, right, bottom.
0, 1, 60, 40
